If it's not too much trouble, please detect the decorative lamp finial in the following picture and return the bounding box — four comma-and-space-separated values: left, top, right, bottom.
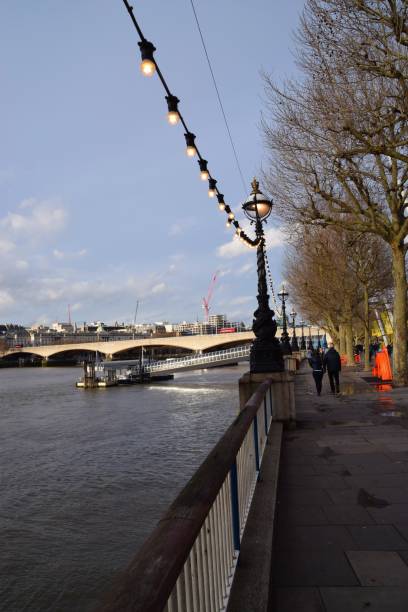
251, 177, 260, 194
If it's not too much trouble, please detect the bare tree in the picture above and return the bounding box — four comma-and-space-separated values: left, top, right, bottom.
262, 0, 408, 384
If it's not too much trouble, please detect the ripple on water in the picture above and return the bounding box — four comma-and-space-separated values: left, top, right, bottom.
0, 364, 245, 611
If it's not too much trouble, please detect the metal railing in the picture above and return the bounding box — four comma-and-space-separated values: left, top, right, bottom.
146, 345, 250, 373
98, 379, 273, 612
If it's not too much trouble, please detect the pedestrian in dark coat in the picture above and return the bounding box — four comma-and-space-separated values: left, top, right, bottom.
323, 342, 341, 394
308, 349, 325, 396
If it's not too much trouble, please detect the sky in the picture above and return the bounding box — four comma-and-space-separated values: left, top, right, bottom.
0, 0, 305, 326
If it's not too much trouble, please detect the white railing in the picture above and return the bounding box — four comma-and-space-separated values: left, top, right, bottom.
99, 380, 273, 612
146, 345, 250, 373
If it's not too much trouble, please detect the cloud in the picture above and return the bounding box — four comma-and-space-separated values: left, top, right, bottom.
216, 226, 284, 259
236, 263, 253, 276
230, 295, 253, 305
53, 248, 87, 260
151, 282, 166, 294
1, 198, 67, 235
0, 290, 14, 310
0, 238, 15, 254
168, 218, 197, 237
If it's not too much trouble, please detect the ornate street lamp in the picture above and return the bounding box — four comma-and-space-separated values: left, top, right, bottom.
307, 325, 313, 350
277, 284, 292, 355
242, 179, 283, 373
299, 319, 306, 350
290, 309, 299, 351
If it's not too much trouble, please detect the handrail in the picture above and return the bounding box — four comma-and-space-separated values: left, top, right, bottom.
97, 379, 273, 612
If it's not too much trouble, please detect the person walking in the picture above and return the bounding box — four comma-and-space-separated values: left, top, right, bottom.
323, 342, 341, 394
308, 348, 325, 396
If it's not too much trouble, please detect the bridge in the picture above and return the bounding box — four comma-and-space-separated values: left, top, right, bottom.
100, 344, 251, 375
1, 331, 255, 360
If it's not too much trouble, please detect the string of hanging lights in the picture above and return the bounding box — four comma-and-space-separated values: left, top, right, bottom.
264, 249, 281, 316
121, 0, 262, 249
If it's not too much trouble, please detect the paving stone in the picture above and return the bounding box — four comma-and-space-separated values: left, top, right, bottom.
328, 453, 393, 466
269, 587, 324, 611
348, 525, 408, 550
322, 504, 374, 525
399, 550, 408, 566
395, 524, 408, 542
275, 525, 355, 551
346, 550, 408, 586
279, 505, 328, 526
346, 474, 408, 489
278, 487, 334, 506
282, 474, 350, 489
367, 504, 408, 525
271, 549, 359, 587
281, 464, 316, 476
319, 587, 408, 611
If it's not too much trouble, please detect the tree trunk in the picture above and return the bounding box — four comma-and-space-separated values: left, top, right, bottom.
339, 324, 346, 355
363, 286, 370, 371
391, 243, 408, 386
345, 322, 354, 366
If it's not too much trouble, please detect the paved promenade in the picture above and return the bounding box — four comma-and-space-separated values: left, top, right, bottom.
270, 365, 408, 611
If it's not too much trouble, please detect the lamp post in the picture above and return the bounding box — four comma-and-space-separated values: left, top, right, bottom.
242, 179, 283, 373
277, 285, 292, 355
290, 309, 299, 352
299, 319, 306, 350
308, 325, 313, 350
317, 327, 321, 349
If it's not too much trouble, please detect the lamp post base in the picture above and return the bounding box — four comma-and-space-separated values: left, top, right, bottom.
250, 338, 284, 373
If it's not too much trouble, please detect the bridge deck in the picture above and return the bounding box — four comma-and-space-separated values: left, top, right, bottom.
269, 366, 408, 611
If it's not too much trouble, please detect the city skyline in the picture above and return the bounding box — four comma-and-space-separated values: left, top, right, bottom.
0, 1, 305, 325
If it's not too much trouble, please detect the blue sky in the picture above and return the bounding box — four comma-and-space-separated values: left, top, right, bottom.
0, 0, 305, 326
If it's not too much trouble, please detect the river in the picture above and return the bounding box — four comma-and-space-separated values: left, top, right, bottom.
0, 364, 246, 611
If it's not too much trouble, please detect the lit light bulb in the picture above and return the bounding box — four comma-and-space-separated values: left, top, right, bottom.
138, 40, 156, 77
185, 132, 197, 157
167, 111, 179, 125
208, 178, 217, 198
226, 220, 231, 228
141, 59, 155, 76
198, 159, 209, 180
218, 202, 226, 211
228, 212, 235, 220
166, 95, 180, 125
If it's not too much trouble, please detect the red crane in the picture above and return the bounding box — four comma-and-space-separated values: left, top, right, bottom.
202, 271, 219, 322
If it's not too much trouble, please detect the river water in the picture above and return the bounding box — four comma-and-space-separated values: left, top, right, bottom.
0, 364, 246, 612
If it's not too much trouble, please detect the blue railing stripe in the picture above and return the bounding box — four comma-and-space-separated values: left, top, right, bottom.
263, 397, 268, 435
229, 461, 240, 551
253, 415, 260, 472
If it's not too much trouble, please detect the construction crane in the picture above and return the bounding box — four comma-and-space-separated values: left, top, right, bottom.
202, 271, 219, 322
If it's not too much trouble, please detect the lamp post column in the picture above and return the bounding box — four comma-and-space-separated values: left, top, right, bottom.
249, 217, 284, 372
300, 320, 306, 350
278, 286, 292, 355
308, 325, 313, 350
290, 310, 299, 352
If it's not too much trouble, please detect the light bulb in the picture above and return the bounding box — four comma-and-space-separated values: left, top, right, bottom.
166, 95, 180, 125
208, 188, 216, 198
228, 212, 235, 220
167, 111, 179, 125
141, 59, 155, 76
218, 202, 226, 211
201, 170, 209, 181
185, 132, 197, 157
226, 220, 231, 227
